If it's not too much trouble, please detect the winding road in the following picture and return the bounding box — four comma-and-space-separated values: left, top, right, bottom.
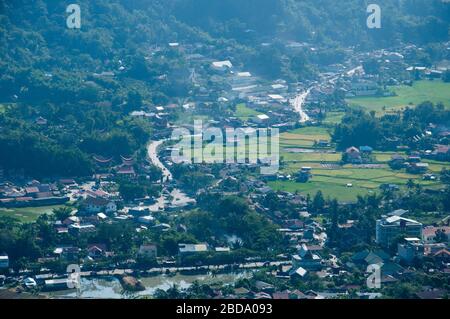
291, 88, 312, 123
146, 140, 194, 211
147, 139, 172, 182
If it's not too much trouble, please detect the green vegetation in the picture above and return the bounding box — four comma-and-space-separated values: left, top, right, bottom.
347, 81, 450, 114
270, 161, 447, 202
274, 108, 450, 201
0, 205, 66, 223
333, 102, 450, 150
234, 103, 261, 120
322, 111, 345, 125
281, 126, 332, 149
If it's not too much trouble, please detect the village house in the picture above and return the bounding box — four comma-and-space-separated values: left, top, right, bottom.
87, 244, 109, 259
406, 162, 429, 174
397, 238, 424, 264
68, 223, 96, 236
423, 226, 450, 243
0, 254, 9, 269
254, 114, 270, 125
178, 243, 209, 255
389, 154, 406, 169
432, 145, 450, 161
344, 147, 362, 164
359, 146, 373, 154
53, 247, 80, 261
211, 60, 233, 72
347, 79, 379, 97
138, 244, 158, 259
84, 196, 117, 214
432, 249, 450, 263
290, 244, 323, 275
35, 116, 48, 126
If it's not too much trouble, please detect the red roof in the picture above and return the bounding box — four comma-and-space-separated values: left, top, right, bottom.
423, 226, 450, 237
25, 187, 39, 194
434, 249, 450, 257
117, 165, 135, 175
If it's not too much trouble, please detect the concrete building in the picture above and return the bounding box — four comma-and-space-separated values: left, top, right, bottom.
138, 244, 157, 259
0, 254, 9, 269
178, 243, 208, 255
397, 238, 424, 263
254, 114, 270, 124
211, 60, 233, 72
376, 216, 423, 247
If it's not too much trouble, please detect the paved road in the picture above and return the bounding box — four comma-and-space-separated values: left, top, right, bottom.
291, 88, 312, 123
147, 140, 172, 182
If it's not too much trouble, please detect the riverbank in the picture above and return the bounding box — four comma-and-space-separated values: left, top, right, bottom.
44, 271, 252, 299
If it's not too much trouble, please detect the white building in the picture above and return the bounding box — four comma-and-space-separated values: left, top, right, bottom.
212, 60, 233, 72
0, 254, 9, 269
397, 238, 424, 263
178, 243, 208, 255
376, 216, 423, 247
254, 114, 270, 124
138, 244, 157, 259
84, 196, 117, 214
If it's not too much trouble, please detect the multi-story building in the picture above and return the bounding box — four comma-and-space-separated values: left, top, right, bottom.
0, 254, 9, 269
397, 238, 424, 263
376, 216, 423, 247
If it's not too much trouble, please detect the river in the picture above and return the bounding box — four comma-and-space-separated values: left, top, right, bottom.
45, 272, 251, 299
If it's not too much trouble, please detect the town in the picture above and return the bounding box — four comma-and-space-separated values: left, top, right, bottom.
0, 0, 449, 300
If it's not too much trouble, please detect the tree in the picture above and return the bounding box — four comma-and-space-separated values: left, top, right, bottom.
311, 191, 325, 214
53, 207, 73, 221
441, 168, 450, 184
443, 70, 450, 83
406, 179, 415, 190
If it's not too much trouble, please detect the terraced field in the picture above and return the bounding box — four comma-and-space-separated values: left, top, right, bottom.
269, 126, 450, 202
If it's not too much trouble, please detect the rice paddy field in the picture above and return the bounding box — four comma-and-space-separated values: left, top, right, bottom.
322, 111, 345, 125
269, 126, 450, 202
347, 80, 450, 115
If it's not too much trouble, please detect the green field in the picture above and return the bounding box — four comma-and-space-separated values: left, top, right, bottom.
322, 111, 345, 125
269, 164, 447, 202
347, 80, 450, 114
235, 103, 261, 120
0, 205, 65, 223
280, 126, 332, 149
272, 125, 450, 201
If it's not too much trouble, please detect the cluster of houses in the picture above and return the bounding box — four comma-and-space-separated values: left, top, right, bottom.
389, 153, 430, 175
343, 146, 374, 164
0, 180, 69, 208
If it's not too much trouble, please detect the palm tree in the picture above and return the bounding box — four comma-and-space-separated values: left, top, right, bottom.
52, 206, 73, 221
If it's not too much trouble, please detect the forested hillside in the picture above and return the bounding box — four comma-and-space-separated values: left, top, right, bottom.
0, 0, 448, 178
172, 0, 449, 46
